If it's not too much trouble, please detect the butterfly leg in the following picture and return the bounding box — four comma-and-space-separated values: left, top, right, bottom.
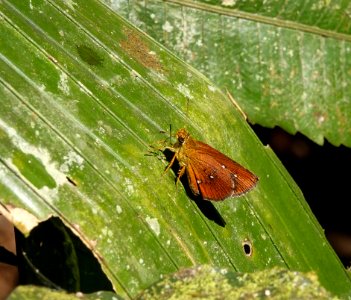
163, 152, 177, 175
176, 165, 186, 186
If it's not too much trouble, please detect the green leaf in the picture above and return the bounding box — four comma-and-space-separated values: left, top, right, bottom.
0, 0, 350, 298
112, 0, 351, 146
9, 286, 122, 300
137, 265, 336, 299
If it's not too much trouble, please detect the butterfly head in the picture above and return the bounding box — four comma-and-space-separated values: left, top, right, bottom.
176, 128, 190, 145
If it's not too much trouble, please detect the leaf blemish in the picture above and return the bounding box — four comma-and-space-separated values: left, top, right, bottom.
60, 150, 84, 173
58, 71, 70, 95
76, 44, 104, 66
120, 28, 162, 71
162, 21, 174, 33
116, 205, 123, 214
66, 176, 77, 186
145, 216, 160, 236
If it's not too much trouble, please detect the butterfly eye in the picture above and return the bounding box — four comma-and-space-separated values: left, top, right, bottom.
178, 136, 185, 144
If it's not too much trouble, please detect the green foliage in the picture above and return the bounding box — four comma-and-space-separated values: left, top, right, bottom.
0, 0, 350, 299
113, 0, 351, 146
137, 265, 336, 300
9, 286, 120, 300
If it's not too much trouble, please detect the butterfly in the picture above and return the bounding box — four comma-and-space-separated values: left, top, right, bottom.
163, 128, 258, 201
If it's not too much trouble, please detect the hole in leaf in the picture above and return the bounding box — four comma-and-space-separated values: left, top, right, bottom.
242, 240, 253, 257
15, 217, 113, 293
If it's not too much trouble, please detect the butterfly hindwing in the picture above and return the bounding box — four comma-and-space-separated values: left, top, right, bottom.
186, 155, 236, 201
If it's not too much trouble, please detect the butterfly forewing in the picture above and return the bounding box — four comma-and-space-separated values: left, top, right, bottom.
184, 140, 258, 201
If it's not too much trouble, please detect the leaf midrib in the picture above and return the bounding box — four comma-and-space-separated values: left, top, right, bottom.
165, 0, 351, 41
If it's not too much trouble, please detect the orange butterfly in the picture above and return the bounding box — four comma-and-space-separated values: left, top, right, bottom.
164, 128, 258, 201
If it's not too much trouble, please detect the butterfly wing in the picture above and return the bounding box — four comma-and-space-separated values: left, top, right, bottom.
185, 141, 258, 201
186, 158, 235, 201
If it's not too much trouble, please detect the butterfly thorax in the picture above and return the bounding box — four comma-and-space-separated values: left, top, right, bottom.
174, 128, 194, 167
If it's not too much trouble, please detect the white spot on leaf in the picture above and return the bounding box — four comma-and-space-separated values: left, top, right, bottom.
0, 120, 67, 191
60, 150, 84, 173
145, 216, 160, 236
58, 71, 70, 95
208, 85, 216, 92
177, 83, 193, 99
116, 205, 122, 214
123, 178, 134, 196
222, 0, 236, 6
162, 21, 174, 33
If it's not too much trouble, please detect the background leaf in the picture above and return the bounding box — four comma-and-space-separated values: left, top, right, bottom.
9, 286, 121, 300
0, 0, 350, 298
137, 265, 335, 300
110, 0, 351, 146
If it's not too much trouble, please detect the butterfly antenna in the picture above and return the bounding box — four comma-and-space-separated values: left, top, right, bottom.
186, 97, 190, 117
169, 124, 172, 144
